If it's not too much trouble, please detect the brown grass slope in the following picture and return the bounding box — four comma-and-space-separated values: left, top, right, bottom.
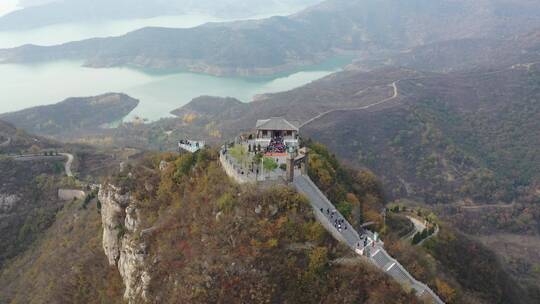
0, 199, 124, 304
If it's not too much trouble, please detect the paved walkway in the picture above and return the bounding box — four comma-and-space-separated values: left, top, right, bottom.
293, 175, 365, 248
293, 175, 444, 304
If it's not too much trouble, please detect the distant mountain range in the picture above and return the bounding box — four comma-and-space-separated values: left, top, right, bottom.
2, 0, 540, 76
369, 30, 540, 73
0, 0, 320, 30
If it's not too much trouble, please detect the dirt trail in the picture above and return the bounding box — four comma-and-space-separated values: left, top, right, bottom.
459, 202, 515, 210
300, 81, 399, 128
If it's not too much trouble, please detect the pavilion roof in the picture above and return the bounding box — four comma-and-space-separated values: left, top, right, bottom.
256, 117, 299, 131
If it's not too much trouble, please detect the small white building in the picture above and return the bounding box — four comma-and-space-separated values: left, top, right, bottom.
255, 117, 299, 149
178, 140, 205, 153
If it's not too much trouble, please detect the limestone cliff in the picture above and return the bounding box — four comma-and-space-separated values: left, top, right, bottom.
98, 185, 151, 303
0, 194, 19, 214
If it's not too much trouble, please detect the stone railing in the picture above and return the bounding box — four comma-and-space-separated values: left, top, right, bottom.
219, 147, 285, 184
219, 150, 257, 184
370, 247, 444, 304
178, 140, 205, 153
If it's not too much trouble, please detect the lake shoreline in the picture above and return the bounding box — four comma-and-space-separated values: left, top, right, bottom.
0, 57, 349, 121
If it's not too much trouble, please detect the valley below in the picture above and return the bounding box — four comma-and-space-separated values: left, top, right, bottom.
1, 1, 540, 303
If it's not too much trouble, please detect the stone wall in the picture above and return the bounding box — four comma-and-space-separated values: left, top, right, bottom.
219, 151, 254, 184
58, 189, 86, 201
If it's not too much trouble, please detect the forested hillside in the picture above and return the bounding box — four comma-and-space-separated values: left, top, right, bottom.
302, 65, 540, 216
0, 197, 124, 303
1, 148, 418, 303
0, 132, 530, 303
99, 59, 540, 301
306, 143, 530, 303
0, 93, 139, 138
0, 158, 67, 267
115, 62, 540, 213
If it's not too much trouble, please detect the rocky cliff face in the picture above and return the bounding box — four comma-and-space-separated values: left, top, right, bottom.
0, 194, 19, 214
98, 185, 151, 303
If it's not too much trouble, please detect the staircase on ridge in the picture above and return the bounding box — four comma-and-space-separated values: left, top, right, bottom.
293, 175, 444, 304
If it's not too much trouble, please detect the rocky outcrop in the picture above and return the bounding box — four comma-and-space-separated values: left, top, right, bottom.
98, 185, 151, 303
58, 189, 86, 201
0, 193, 19, 213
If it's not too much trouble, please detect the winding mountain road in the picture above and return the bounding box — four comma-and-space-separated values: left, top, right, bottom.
459, 202, 515, 210
59, 153, 74, 177
300, 81, 400, 128
299, 65, 527, 129
403, 215, 439, 246
0, 137, 11, 147
11, 152, 74, 177
405, 216, 426, 239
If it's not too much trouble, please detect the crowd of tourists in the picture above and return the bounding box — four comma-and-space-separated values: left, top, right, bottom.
266, 136, 287, 154
179, 139, 200, 148
320, 208, 349, 232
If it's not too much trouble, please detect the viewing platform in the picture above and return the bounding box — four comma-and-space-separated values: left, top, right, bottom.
178, 139, 205, 153
219, 117, 306, 184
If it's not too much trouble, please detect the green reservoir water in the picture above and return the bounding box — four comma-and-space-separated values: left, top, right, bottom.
0, 58, 348, 120
0, 10, 350, 121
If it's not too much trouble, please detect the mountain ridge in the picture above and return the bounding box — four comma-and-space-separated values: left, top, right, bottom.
3, 0, 540, 76
0, 93, 139, 138
0, 0, 321, 31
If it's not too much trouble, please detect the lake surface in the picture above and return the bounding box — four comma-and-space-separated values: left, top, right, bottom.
0, 8, 349, 121
0, 59, 347, 121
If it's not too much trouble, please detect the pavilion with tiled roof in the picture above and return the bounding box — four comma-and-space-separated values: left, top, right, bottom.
255, 117, 299, 148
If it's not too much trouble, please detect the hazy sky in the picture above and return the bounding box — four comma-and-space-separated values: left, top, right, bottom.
0, 1, 19, 16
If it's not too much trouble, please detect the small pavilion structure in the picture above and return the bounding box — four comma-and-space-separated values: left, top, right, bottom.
220, 117, 308, 184
178, 139, 205, 153
255, 117, 299, 150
